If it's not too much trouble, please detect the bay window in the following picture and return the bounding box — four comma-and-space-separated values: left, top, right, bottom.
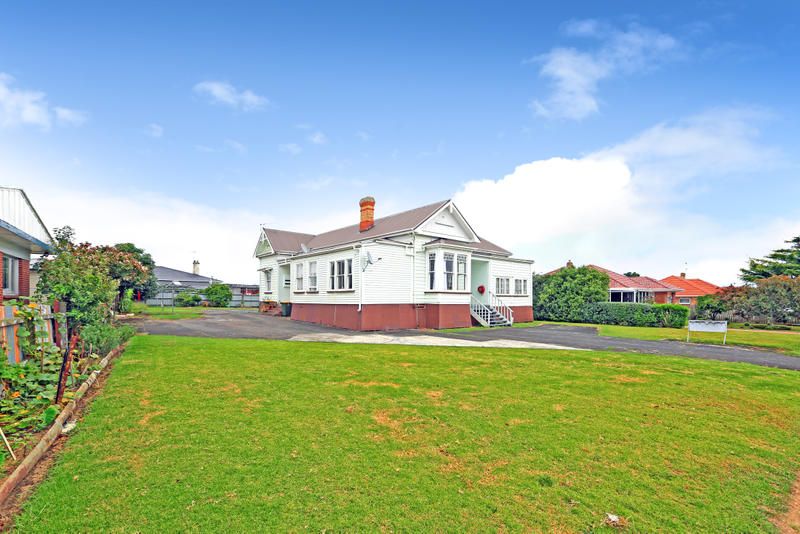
456, 255, 467, 291
428, 253, 436, 290
444, 253, 454, 290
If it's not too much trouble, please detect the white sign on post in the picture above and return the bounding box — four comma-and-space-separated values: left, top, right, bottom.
687, 320, 728, 344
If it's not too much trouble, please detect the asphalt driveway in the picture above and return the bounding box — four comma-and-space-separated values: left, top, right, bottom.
134, 309, 800, 371
432, 324, 800, 371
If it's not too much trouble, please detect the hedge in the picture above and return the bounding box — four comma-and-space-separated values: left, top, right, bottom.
581, 302, 689, 328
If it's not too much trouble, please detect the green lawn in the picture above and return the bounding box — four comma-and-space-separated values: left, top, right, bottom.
595, 324, 800, 356
16, 336, 800, 532
131, 302, 205, 320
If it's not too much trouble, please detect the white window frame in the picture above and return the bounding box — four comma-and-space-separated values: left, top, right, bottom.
679, 297, 691, 305
295, 263, 304, 291
444, 252, 454, 291
495, 277, 510, 296
308, 261, 318, 292
330, 258, 354, 291
514, 278, 528, 295
3, 255, 19, 296
264, 269, 272, 293
428, 253, 436, 290
456, 254, 467, 291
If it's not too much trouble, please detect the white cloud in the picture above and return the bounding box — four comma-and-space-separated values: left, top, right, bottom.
454, 108, 798, 285
193, 80, 268, 111
147, 123, 164, 138
530, 21, 680, 120
224, 138, 247, 154
356, 130, 371, 141
0, 73, 87, 129
278, 143, 302, 155
308, 131, 328, 145
54, 107, 88, 126
298, 176, 334, 191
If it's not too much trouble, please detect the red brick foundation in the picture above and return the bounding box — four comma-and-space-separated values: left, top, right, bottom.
290, 303, 472, 331
511, 305, 534, 323
19, 259, 30, 297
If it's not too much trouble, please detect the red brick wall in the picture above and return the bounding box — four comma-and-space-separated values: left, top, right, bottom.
19, 259, 30, 297
290, 303, 472, 331
511, 306, 534, 323
654, 292, 678, 304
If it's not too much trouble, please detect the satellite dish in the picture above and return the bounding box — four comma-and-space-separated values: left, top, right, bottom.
366, 251, 375, 265
301, 243, 309, 253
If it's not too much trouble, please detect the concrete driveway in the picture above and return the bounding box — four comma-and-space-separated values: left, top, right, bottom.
134, 309, 800, 371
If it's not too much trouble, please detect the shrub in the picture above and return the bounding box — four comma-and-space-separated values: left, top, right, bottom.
174, 290, 202, 307
581, 302, 689, 328
80, 323, 135, 356
695, 294, 726, 320
118, 288, 134, 313
536, 266, 609, 322
204, 283, 233, 307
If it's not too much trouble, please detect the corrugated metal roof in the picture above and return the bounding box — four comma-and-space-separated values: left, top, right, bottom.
423, 237, 511, 256
261, 228, 316, 254
154, 266, 220, 284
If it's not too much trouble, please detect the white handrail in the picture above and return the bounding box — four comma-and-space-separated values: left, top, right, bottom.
470, 295, 491, 327
488, 291, 514, 325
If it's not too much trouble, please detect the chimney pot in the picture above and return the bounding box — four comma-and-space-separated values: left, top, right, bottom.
566, 260, 575, 268
193, 260, 200, 275
359, 196, 375, 232
680, 272, 686, 279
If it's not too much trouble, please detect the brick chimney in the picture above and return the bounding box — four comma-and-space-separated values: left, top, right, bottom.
680, 272, 686, 279
193, 259, 200, 275
359, 196, 375, 232
566, 259, 575, 269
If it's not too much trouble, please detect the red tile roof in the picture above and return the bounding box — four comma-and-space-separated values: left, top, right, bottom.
548, 263, 681, 292
660, 275, 721, 297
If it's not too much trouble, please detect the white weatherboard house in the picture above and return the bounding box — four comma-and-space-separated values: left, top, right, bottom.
255, 197, 534, 330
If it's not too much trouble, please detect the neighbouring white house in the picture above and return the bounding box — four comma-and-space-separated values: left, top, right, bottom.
0, 187, 52, 301
255, 197, 534, 330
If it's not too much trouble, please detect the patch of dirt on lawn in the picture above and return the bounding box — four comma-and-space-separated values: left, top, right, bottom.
426, 390, 443, 400
611, 375, 648, 384
772, 471, 800, 533
0, 353, 121, 531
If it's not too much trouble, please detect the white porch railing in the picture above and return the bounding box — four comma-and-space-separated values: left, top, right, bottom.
470, 292, 514, 327
489, 291, 514, 325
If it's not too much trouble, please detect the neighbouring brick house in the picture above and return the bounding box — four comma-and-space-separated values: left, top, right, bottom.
660, 273, 721, 306
0, 187, 52, 301
549, 262, 683, 304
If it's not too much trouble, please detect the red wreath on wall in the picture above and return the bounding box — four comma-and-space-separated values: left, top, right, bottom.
477, 285, 486, 295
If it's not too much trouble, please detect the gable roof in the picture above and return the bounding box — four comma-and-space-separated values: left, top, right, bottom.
661, 275, 721, 297
154, 266, 221, 284
256, 199, 520, 258
586, 265, 681, 292
0, 187, 53, 253
261, 228, 316, 254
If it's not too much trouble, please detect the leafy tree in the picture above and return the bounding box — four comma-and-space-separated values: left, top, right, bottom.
746, 276, 800, 324
204, 283, 232, 307
536, 266, 609, 322
36, 226, 150, 329
741, 236, 800, 282
695, 294, 727, 319
175, 289, 202, 307
114, 243, 159, 300
623, 271, 640, 278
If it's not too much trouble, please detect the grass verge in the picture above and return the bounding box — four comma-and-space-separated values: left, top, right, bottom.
131, 302, 205, 320
14, 335, 800, 531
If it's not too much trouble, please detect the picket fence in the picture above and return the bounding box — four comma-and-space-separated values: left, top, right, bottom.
0, 304, 59, 364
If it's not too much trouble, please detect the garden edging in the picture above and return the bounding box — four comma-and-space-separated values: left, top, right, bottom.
0, 342, 128, 506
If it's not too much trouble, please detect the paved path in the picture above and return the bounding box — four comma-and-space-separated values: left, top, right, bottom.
134, 310, 800, 371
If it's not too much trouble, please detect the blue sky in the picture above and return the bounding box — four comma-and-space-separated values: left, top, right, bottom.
2, 1, 799, 283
